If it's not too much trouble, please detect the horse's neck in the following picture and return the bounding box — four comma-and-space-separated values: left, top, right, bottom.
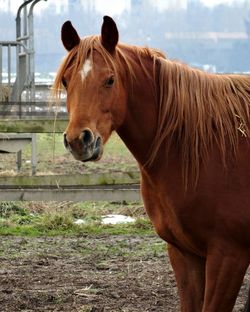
116, 49, 185, 189
116, 50, 158, 165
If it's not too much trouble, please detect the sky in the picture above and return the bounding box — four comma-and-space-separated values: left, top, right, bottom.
0, 0, 129, 15
201, 0, 245, 7
0, 0, 247, 16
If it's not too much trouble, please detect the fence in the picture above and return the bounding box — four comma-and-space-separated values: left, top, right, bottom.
0, 101, 67, 119
0, 173, 141, 202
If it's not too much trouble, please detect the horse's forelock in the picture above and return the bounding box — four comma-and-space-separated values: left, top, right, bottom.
53, 35, 116, 98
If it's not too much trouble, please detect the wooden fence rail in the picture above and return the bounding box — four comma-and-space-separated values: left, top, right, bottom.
1, 187, 141, 202
0, 119, 68, 133
0, 172, 141, 202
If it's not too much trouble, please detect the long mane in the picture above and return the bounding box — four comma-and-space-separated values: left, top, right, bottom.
149, 59, 250, 185
53, 36, 250, 186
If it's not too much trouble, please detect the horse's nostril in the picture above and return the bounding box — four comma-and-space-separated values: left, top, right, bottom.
95, 136, 101, 148
82, 129, 94, 146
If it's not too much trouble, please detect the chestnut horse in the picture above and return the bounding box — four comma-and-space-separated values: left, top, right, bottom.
53, 16, 250, 312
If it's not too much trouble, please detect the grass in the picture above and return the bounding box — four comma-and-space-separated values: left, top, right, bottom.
0, 202, 165, 263
0, 133, 145, 238
76, 235, 166, 260
0, 200, 153, 237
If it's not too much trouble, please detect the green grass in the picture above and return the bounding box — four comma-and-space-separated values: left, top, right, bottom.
0, 219, 154, 237
0, 200, 153, 237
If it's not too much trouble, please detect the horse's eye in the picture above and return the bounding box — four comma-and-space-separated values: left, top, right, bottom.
62, 77, 67, 89
105, 76, 115, 88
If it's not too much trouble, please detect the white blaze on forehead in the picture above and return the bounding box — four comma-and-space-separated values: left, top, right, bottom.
80, 58, 92, 81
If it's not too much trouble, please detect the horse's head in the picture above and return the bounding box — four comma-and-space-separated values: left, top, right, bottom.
59, 16, 126, 162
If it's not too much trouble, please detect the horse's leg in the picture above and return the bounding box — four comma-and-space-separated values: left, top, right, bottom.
168, 244, 205, 312
203, 247, 249, 312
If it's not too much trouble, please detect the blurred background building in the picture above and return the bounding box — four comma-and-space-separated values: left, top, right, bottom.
0, 0, 249, 75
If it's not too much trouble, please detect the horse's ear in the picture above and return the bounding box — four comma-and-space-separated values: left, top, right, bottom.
61, 21, 80, 51
101, 16, 119, 54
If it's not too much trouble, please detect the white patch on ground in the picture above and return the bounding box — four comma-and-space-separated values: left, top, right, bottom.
74, 215, 136, 226
74, 219, 86, 225
101, 214, 136, 225
80, 58, 92, 81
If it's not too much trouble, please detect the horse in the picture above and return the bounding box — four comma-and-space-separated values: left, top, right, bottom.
53, 16, 250, 312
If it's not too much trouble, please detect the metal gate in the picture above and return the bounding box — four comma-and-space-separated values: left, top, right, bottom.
0, 0, 46, 175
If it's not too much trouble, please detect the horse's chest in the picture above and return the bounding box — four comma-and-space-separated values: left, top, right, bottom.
142, 189, 183, 246
141, 176, 204, 254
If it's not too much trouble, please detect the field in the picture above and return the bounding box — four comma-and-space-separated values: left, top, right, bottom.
0, 134, 249, 311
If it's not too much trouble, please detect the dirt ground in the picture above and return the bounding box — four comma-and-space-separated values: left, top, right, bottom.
0, 235, 249, 312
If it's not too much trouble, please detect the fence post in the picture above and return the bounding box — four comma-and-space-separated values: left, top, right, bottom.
16, 150, 22, 172
31, 133, 37, 175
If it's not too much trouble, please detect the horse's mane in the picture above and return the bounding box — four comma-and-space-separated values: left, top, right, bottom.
149, 59, 250, 185
53, 36, 250, 186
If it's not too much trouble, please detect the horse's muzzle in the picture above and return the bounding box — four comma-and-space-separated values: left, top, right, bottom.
63, 129, 103, 162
